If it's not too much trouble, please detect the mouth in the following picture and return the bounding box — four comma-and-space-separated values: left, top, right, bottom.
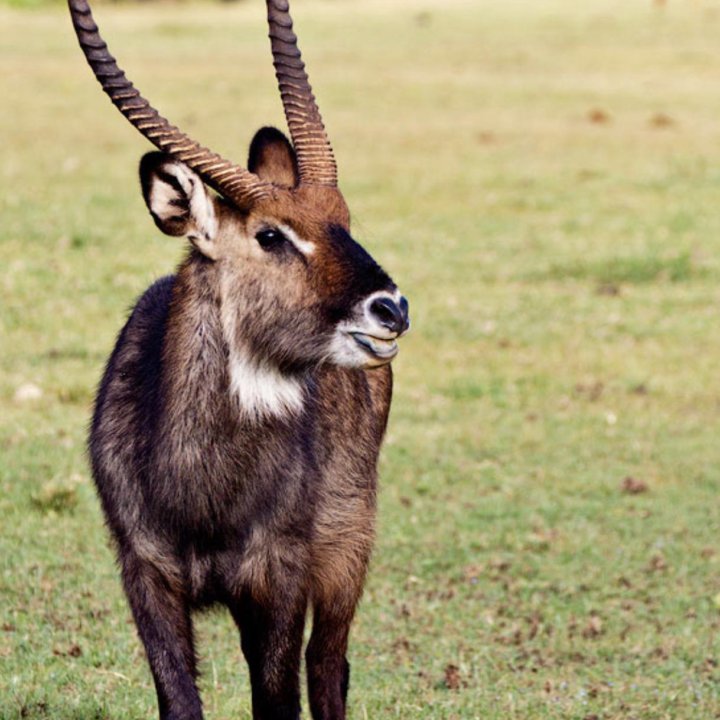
349, 332, 399, 361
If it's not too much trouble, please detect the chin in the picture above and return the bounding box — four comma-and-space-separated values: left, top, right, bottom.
325, 329, 399, 369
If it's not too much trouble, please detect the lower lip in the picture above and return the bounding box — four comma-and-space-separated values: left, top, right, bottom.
350, 332, 399, 360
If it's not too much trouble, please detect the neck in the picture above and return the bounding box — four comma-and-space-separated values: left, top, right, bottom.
166, 251, 307, 425
225, 343, 306, 422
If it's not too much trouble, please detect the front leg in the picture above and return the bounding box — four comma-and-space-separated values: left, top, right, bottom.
306, 494, 374, 720
120, 549, 202, 720
229, 587, 307, 720
305, 596, 357, 720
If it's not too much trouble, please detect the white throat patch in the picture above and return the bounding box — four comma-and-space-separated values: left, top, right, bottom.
220, 298, 305, 422
226, 349, 305, 421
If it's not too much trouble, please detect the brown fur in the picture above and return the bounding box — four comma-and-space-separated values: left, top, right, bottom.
89, 131, 407, 720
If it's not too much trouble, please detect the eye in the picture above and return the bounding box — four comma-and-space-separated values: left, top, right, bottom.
255, 227, 286, 251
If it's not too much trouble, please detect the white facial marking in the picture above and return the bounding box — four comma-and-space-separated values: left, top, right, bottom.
327, 321, 371, 367
327, 318, 398, 369
278, 223, 315, 256
364, 291, 399, 333
325, 288, 406, 369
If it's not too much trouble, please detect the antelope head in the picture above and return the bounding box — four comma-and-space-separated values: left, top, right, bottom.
69, 0, 409, 386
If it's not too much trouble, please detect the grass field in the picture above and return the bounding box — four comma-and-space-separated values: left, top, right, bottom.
2, 0, 720, 717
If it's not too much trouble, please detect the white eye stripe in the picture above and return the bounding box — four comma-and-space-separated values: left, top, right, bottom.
277, 223, 316, 256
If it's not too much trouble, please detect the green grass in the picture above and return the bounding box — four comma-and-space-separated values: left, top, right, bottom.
2, 0, 720, 717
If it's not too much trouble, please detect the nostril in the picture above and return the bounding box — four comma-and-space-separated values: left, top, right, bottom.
399, 296, 410, 331
369, 296, 404, 333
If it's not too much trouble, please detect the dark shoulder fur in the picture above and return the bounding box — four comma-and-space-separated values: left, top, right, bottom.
91, 275, 175, 433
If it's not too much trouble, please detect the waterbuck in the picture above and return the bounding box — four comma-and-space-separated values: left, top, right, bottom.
68, 0, 409, 718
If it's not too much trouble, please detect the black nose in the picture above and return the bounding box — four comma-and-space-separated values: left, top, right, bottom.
369, 295, 410, 335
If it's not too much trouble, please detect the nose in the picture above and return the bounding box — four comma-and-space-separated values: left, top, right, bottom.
369, 295, 410, 335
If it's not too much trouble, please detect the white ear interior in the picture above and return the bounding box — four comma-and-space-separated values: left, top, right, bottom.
149, 162, 218, 243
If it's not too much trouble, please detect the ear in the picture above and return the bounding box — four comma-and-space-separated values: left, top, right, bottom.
139, 152, 219, 259
247, 127, 299, 188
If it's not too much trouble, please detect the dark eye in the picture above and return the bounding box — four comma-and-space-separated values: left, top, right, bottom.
255, 228, 286, 251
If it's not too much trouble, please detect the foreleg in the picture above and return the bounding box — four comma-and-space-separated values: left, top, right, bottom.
229, 587, 307, 720
120, 549, 202, 720
305, 599, 356, 720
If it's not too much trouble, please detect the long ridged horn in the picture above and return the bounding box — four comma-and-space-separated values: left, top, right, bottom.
267, 0, 338, 187
68, 0, 273, 206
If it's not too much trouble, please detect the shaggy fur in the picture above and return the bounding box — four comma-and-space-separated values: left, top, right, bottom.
89, 129, 406, 720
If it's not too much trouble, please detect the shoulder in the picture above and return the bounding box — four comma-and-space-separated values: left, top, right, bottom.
96, 275, 177, 405
129, 275, 176, 329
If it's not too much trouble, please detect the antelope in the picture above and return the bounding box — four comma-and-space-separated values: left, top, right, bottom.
68, 0, 409, 718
